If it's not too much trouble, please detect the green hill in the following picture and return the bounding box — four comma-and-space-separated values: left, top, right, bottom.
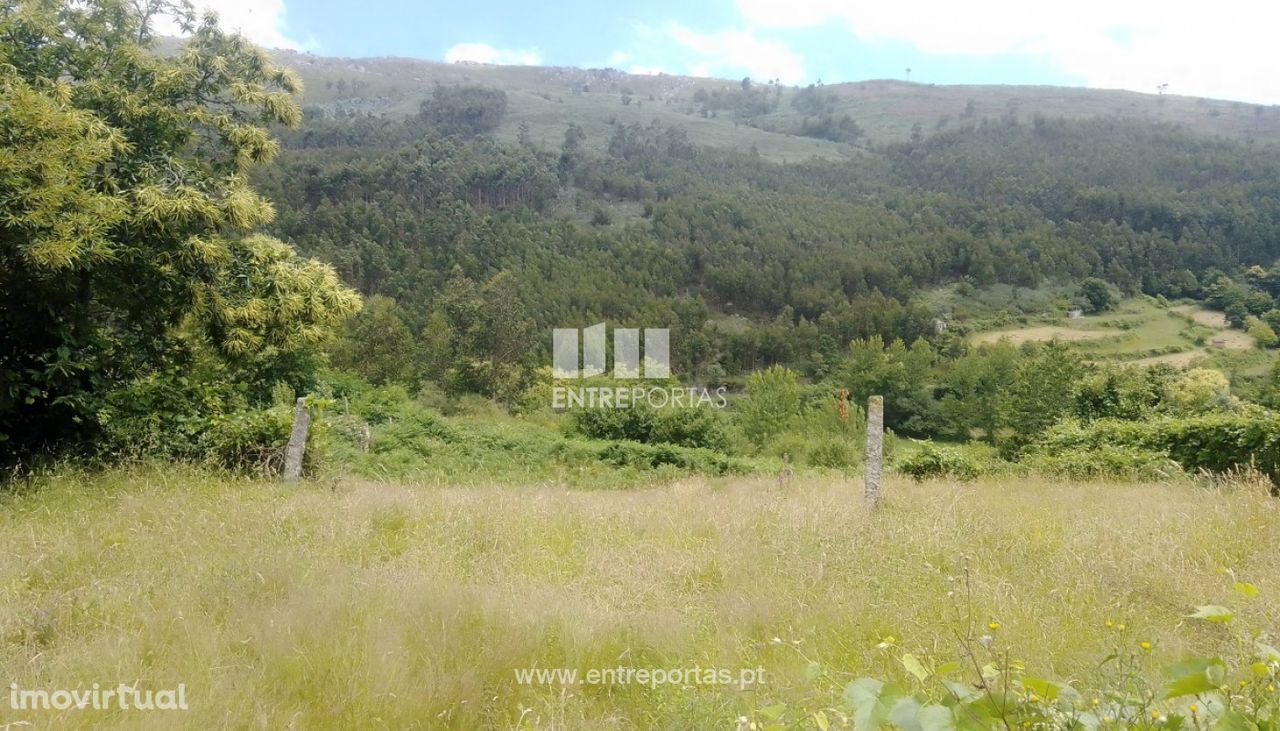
272, 49, 1280, 162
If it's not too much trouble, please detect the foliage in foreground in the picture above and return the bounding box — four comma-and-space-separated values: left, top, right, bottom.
745, 575, 1280, 731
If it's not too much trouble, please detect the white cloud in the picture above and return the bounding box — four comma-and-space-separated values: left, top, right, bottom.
171, 0, 306, 50
735, 0, 1280, 104
444, 42, 542, 66
606, 51, 633, 66
668, 24, 806, 84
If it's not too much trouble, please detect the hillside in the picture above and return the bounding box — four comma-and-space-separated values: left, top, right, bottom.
273, 49, 1280, 162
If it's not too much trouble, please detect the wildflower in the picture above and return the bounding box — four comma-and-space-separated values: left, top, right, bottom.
1117, 623, 1126, 631
1091, 698, 1100, 706
1139, 641, 1152, 651
988, 622, 1001, 631
1189, 704, 1198, 714
1105, 619, 1114, 629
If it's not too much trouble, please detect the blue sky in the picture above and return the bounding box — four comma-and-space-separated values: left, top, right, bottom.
199, 0, 1280, 104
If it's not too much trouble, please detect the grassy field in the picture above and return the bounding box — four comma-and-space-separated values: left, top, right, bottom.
965, 297, 1263, 370
2, 467, 1277, 729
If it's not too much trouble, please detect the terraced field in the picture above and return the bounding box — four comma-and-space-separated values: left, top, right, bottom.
968, 298, 1259, 367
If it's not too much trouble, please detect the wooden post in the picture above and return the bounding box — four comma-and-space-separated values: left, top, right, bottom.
283, 397, 310, 482
864, 395, 883, 507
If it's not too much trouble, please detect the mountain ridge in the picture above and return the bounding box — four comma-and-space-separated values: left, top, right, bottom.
269, 48, 1280, 162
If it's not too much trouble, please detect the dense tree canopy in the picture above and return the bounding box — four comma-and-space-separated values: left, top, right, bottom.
0, 0, 359, 456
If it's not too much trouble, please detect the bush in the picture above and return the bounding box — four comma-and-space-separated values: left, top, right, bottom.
199, 406, 298, 475
737, 365, 802, 446
806, 439, 857, 469
896, 443, 982, 481
571, 405, 729, 451
595, 441, 747, 475
96, 371, 242, 460
372, 408, 456, 457
350, 384, 414, 425
1034, 412, 1280, 484
1025, 444, 1183, 481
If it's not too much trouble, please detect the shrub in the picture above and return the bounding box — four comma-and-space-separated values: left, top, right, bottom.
805, 439, 857, 469
350, 384, 414, 425
1034, 412, 1280, 484
737, 365, 802, 446
896, 443, 981, 481
96, 371, 242, 460
199, 406, 297, 475
372, 409, 456, 456
595, 442, 746, 475
1025, 444, 1183, 481
571, 405, 729, 451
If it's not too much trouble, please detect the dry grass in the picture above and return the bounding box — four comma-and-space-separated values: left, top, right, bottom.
1, 468, 1278, 729
1170, 305, 1229, 330
970, 325, 1119, 346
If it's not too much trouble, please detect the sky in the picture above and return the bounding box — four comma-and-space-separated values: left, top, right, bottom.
192, 0, 1280, 105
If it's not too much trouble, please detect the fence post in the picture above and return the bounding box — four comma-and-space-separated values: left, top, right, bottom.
283, 397, 310, 482
864, 395, 883, 507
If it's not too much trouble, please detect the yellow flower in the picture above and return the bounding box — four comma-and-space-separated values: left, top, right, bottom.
988, 622, 1001, 631
1151, 710, 1160, 719
1189, 704, 1198, 714
1105, 619, 1114, 629
1139, 641, 1152, 651
1117, 623, 1126, 631
1091, 698, 1100, 706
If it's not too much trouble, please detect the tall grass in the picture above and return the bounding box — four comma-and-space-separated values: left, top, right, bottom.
1, 467, 1277, 728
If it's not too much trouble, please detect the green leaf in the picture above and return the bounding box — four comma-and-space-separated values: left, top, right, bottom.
1021, 676, 1062, 702
1233, 582, 1260, 598
941, 680, 981, 703
806, 661, 823, 681
1188, 605, 1234, 622
1215, 711, 1259, 731
757, 703, 786, 721
889, 696, 924, 731
1257, 642, 1280, 664
902, 653, 930, 682
844, 678, 904, 731
918, 704, 957, 731
1163, 658, 1227, 699
934, 662, 961, 677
